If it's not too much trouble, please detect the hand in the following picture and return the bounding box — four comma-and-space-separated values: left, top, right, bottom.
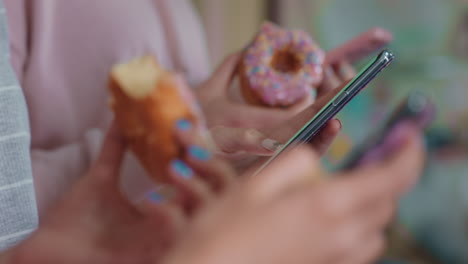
264, 82, 349, 154
196, 53, 315, 130
164, 124, 425, 264
196, 47, 356, 129
172, 119, 236, 195
229, 85, 349, 174
9, 122, 235, 264
204, 126, 281, 172
197, 27, 391, 131
198, 56, 355, 172
203, 82, 354, 174
262, 58, 357, 148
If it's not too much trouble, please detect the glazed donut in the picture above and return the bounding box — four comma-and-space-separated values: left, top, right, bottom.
239, 22, 326, 107
108, 55, 204, 183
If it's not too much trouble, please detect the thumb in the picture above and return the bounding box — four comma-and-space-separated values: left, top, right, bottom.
244, 146, 323, 203
209, 52, 242, 92
210, 126, 282, 156
92, 121, 126, 183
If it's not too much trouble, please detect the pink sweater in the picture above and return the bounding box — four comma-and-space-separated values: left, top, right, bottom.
4, 0, 212, 217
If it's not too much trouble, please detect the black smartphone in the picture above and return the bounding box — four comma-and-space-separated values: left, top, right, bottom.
254, 49, 395, 175
336, 91, 435, 171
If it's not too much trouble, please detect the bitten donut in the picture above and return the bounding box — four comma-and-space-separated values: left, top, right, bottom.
239, 22, 326, 107
108, 55, 204, 183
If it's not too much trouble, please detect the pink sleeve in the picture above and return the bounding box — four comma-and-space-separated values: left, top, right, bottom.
4, 0, 96, 215
5, 1, 155, 216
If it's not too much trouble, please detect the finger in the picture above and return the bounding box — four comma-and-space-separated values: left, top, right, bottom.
92, 121, 126, 183
232, 80, 347, 134
335, 61, 356, 82
224, 104, 300, 130
210, 126, 282, 156
168, 159, 214, 215
174, 119, 236, 192
326, 27, 393, 65
210, 52, 243, 91
319, 66, 342, 94
174, 118, 209, 149
139, 196, 188, 236
140, 192, 186, 224
335, 234, 385, 264
185, 146, 236, 193
246, 146, 323, 202
270, 86, 344, 143
308, 119, 342, 155
286, 90, 315, 112
330, 126, 424, 214
223, 93, 315, 131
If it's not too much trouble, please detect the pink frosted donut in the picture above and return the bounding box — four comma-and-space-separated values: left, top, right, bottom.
240, 22, 325, 107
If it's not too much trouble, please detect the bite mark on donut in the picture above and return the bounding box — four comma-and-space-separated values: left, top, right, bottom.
111, 56, 164, 99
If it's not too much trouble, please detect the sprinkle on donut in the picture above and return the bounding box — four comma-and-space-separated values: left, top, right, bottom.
242, 22, 325, 107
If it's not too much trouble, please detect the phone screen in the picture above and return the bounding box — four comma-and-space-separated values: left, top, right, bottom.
254, 49, 395, 175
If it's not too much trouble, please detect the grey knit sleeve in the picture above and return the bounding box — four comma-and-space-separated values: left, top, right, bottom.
0, 1, 39, 251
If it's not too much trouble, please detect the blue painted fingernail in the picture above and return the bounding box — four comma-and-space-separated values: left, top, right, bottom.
188, 146, 211, 161
171, 159, 193, 179
147, 191, 164, 203
176, 119, 191, 131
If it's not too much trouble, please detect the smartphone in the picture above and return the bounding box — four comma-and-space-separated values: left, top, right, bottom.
254, 49, 395, 175
336, 91, 435, 171
326, 27, 393, 65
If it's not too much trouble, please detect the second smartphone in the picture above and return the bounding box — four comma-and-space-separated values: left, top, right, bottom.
337, 91, 435, 171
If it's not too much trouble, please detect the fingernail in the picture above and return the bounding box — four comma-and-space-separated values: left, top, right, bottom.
262, 139, 283, 152
188, 145, 212, 161
171, 159, 193, 179
336, 119, 342, 129
176, 119, 191, 131
147, 191, 165, 203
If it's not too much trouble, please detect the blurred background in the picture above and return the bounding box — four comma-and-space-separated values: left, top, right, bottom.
193, 0, 468, 263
